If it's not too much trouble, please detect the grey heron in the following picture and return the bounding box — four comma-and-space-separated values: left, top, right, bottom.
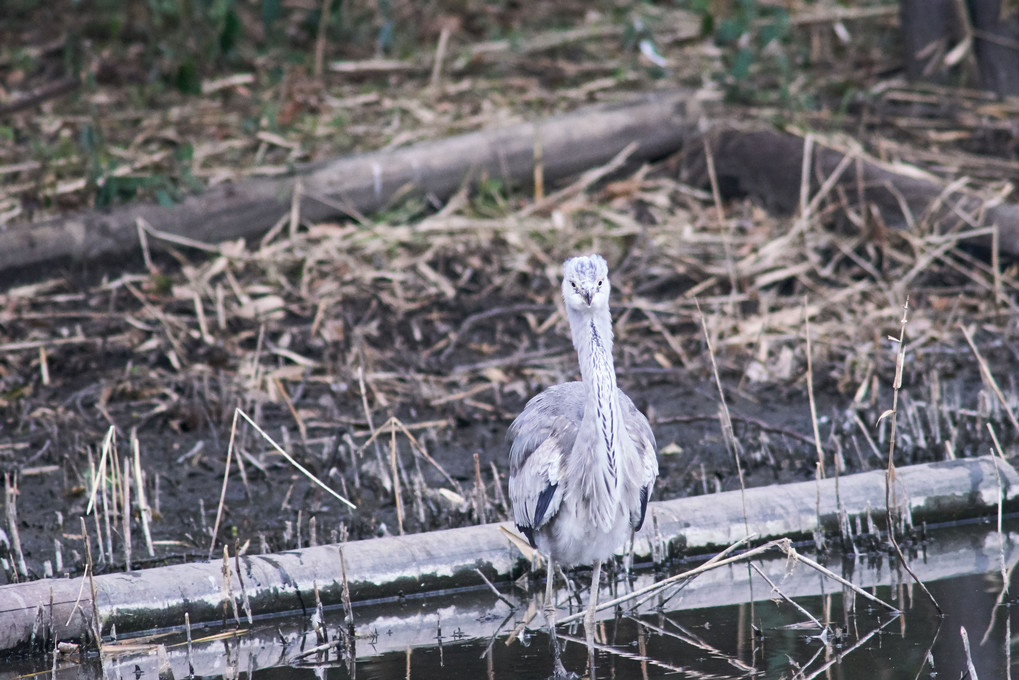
507, 254, 659, 675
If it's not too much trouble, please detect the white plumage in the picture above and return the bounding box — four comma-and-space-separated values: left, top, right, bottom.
507, 254, 659, 675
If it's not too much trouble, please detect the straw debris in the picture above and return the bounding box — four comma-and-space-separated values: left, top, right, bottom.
0, 0, 1016, 598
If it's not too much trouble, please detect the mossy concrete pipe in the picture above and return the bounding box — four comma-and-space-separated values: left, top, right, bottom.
1, 455, 1016, 655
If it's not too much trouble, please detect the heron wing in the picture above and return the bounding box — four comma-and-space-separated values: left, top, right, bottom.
619, 390, 659, 532
507, 382, 584, 546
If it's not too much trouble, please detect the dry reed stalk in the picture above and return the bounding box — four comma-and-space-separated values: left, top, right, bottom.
339, 545, 354, 659
91, 492, 105, 566
473, 453, 487, 524
560, 535, 760, 624
992, 220, 1003, 308
135, 217, 153, 272
131, 429, 155, 558
519, 141, 637, 217
221, 545, 240, 625
697, 305, 749, 537
960, 323, 1019, 434
85, 428, 113, 514
121, 455, 131, 571
648, 510, 666, 566
473, 566, 515, 608
233, 537, 253, 624
237, 408, 354, 507
778, 541, 899, 613
389, 420, 404, 535
1010, 616, 1015, 680
185, 612, 194, 676
357, 365, 389, 490
879, 298, 942, 614
979, 423, 1013, 647
101, 448, 114, 565
627, 615, 757, 674
749, 562, 824, 628
798, 133, 815, 222
3, 473, 27, 580
111, 449, 124, 566
429, 25, 451, 92
960, 626, 979, 679
489, 461, 509, 519
199, 498, 209, 536
80, 517, 104, 661
988, 423, 1008, 573
851, 412, 883, 460
209, 409, 240, 559
803, 300, 826, 478
38, 345, 49, 386
812, 464, 826, 552
192, 290, 212, 345
289, 176, 302, 241
412, 475, 426, 525
701, 136, 739, 310
638, 306, 691, 366
359, 416, 463, 495
794, 615, 901, 680
273, 376, 308, 445
313, 580, 326, 644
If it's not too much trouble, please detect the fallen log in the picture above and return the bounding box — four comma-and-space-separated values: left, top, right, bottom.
0, 90, 692, 274
4, 91, 1019, 275
1, 455, 1015, 656
1, 90, 1019, 277
682, 124, 1019, 255
5, 517, 1012, 680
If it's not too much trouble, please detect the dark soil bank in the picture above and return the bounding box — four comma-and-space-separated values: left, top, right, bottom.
2, 234, 1016, 587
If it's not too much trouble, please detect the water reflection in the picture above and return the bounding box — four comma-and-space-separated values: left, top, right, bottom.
9, 518, 1019, 680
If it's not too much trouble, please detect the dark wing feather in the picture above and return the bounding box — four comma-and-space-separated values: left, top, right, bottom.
508, 382, 658, 539
507, 382, 585, 538
619, 391, 659, 531
635, 485, 651, 532
532, 482, 559, 532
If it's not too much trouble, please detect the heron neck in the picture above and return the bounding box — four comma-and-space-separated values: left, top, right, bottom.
570, 306, 623, 459
571, 308, 617, 388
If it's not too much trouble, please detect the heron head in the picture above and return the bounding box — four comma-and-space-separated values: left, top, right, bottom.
562, 254, 611, 311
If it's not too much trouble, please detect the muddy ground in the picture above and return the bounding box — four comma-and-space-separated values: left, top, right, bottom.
2, 1, 1019, 586
1, 233, 1016, 586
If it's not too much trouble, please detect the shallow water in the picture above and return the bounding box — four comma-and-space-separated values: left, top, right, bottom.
266, 570, 1007, 680
11, 517, 1019, 680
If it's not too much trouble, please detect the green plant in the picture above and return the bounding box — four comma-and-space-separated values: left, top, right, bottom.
686, 0, 799, 107
471, 176, 510, 218
76, 0, 247, 94
78, 122, 200, 208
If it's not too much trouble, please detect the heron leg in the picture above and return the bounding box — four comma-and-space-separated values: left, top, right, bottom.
558, 565, 582, 607
542, 558, 570, 679
544, 557, 557, 623
584, 559, 602, 648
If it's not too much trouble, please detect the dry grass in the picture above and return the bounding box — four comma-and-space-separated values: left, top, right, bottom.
2, 140, 1016, 579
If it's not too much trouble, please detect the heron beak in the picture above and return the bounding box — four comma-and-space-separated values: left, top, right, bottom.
581, 289, 593, 306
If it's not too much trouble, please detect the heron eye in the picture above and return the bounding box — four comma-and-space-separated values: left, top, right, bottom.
597, 279, 603, 288
571, 281, 578, 290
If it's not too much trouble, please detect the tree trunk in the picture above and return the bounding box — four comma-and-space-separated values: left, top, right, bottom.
900, 0, 1019, 96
